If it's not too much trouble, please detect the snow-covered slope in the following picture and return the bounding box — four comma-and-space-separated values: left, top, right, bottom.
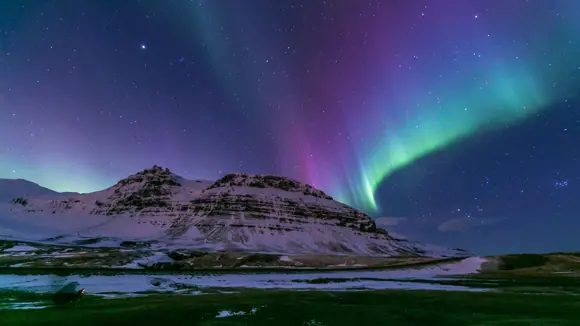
0, 166, 467, 257
0, 179, 60, 202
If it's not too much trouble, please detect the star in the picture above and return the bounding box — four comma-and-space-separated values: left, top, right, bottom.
140, 44, 146, 50
554, 180, 569, 189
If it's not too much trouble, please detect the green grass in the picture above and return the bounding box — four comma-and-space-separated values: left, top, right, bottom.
497, 254, 550, 270
1, 289, 579, 325
486, 253, 580, 274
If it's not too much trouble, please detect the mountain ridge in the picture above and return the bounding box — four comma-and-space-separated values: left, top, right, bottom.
0, 178, 60, 202
0, 166, 467, 258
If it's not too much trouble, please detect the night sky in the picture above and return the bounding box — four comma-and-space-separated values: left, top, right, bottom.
1, 1, 580, 254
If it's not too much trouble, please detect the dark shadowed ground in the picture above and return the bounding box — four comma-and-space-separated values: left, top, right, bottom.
1, 287, 579, 326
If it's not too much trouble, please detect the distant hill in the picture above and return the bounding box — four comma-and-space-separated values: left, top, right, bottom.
480, 252, 580, 275
0, 179, 60, 202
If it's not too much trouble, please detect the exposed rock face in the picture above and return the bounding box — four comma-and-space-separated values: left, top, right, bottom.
6, 166, 466, 257
206, 173, 334, 200
93, 165, 185, 215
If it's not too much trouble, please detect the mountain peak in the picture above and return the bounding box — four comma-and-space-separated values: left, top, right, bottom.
102, 166, 185, 213
114, 166, 181, 189
207, 173, 333, 200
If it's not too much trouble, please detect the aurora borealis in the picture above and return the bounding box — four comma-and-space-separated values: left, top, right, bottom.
299, 1, 580, 212
1, 1, 580, 253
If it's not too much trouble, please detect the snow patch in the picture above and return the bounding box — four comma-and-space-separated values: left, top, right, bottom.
435, 256, 486, 274
51, 252, 88, 258
216, 310, 246, 318
0, 301, 49, 310
113, 252, 174, 269
4, 245, 38, 252
216, 306, 262, 318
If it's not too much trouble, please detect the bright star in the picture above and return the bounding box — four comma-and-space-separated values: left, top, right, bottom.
141, 44, 146, 50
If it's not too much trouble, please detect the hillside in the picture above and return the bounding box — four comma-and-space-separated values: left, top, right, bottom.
478, 252, 580, 275
0, 179, 60, 202
0, 166, 467, 259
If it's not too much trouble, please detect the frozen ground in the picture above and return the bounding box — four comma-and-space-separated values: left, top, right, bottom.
0, 257, 488, 298
0, 272, 487, 295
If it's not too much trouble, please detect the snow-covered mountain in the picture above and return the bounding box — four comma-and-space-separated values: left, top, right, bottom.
0, 179, 61, 202
0, 166, 467, 257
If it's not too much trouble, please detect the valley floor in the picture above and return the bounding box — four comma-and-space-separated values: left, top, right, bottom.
1, 288, 579, 325
2, 238, 580, 324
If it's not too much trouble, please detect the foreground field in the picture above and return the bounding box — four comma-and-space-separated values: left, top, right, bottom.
3, 236, 580, 325
1, 289, 579, 325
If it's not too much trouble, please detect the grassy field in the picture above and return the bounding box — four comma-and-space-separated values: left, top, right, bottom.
482, 252, 580, 275
1, 289, 579, 325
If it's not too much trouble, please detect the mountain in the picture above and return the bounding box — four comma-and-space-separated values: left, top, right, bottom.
0, 166, 466, 257
0, 179, 60, 202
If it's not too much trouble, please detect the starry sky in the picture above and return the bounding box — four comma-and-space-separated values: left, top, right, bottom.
1, 0, 580, 254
